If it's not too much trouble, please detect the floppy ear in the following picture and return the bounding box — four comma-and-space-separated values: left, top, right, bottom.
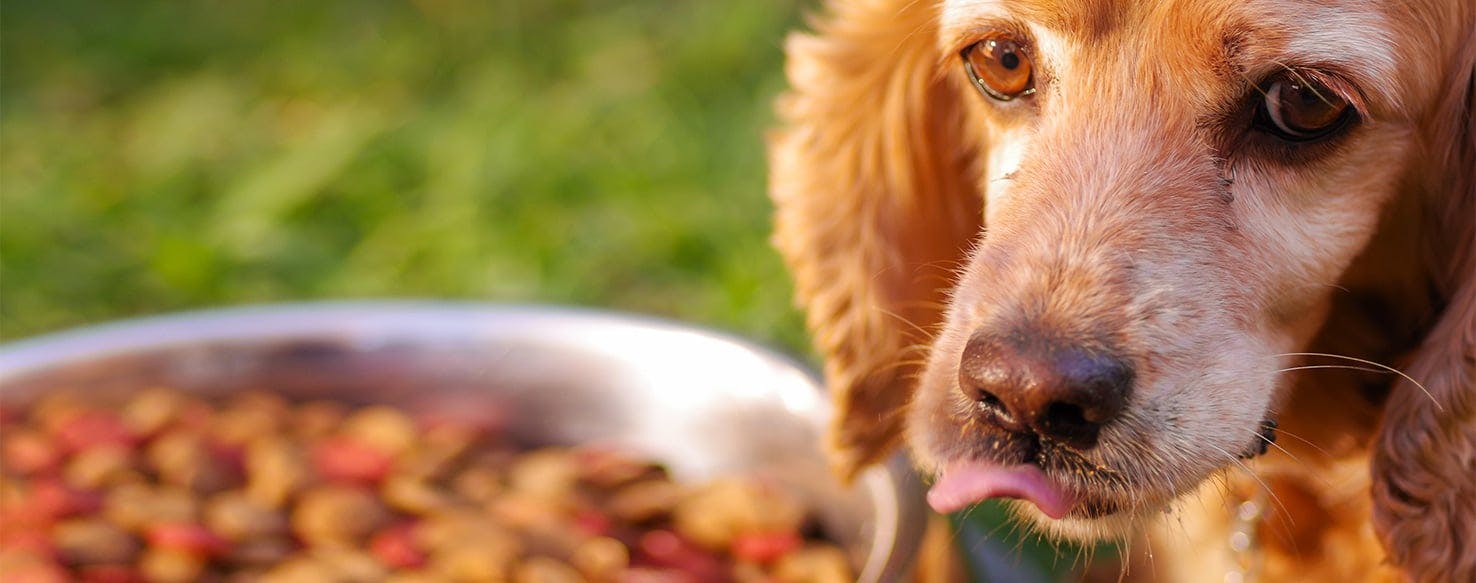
1369, 24, 1476, 582
769, 0, 984, 480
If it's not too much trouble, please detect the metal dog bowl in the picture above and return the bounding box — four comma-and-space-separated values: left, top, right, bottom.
0, 302, 929, 582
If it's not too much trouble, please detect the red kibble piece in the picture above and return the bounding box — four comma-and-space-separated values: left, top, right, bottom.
617, 568, 701, 583
574, 508, 612, 536
2, 431, 62, 475
31, 479, 103, 520
54, 411, 138, 453
0, 530, 57, 558
637, 530, 723, 579
78, 565, 145, 583
369, 523, 426, 569
311, 437, 393, 484
731, 531, 802, 564
145, 523, 230, 557
1, 561, 69, 583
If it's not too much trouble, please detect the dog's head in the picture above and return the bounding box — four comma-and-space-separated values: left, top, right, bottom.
771, 0, 1474, 575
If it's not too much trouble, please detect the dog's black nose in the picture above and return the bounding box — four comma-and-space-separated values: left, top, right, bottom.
959, 332, 1133, 449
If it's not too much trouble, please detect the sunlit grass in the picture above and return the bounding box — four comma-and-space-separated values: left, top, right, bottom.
1, 0, 805, 352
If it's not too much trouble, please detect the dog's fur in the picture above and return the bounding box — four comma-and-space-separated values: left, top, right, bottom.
769, 0, 1475, 580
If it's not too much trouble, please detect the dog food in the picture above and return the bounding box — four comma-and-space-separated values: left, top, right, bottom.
0, 388, 854, 582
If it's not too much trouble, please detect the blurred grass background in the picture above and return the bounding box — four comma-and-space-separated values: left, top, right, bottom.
1, 0, 805, 351
1, 0, 1090, 578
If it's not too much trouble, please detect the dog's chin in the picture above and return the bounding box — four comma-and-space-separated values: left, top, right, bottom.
1008, 496, 1165, 542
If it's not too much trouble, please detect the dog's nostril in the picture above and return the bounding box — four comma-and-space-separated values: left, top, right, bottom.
1044, 402, 1088, 430
976, 389, 1006, 413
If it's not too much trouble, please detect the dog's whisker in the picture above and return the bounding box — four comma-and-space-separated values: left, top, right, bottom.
1204, 443, 1293, 526
1274, 352, 1440, 410
1276, 364, 1389, 375
1265, 426, 1333, 458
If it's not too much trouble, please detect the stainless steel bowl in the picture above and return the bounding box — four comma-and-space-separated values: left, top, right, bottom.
0, 302, 928, 582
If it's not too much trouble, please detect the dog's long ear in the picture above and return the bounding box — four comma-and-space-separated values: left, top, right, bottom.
1370, 21, 1476, 582
770, 0, 983, 480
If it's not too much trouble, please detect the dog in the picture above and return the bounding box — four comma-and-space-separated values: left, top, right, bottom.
768, 0, 1474, 580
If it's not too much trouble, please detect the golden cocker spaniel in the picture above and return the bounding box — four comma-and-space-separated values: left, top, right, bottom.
768, 0, 1474, 580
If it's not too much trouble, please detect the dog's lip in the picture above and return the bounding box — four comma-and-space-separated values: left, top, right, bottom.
926, 460, 1076, 518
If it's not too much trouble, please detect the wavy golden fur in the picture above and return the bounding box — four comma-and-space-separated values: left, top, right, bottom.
769, 0, 1475, 580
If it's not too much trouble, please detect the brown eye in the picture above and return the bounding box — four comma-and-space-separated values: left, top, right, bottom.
1256, 75, 1354, 141
962, 37, 1035, 101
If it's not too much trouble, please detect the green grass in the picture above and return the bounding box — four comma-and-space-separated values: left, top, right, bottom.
1, 1, 1094, 577
1, 0, 807, 352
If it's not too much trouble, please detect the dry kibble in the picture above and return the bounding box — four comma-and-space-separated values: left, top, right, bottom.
2, 429, 62, 475
205, 491, 287, 540
607, 479, 684, 523
452, 465, 505, 503
291, 486, 388, 547
381, 473, 453, 514
571, 536, 628, 579
261, 555, 338, 583
515, 556, 585, 583
773, 546, 853, 583
212, 393, 286, 445
224, 537, 293, 567
53, 519, 140, 565
508, 449, 579, 500
293, 401, 347, 440
673, 479, 804, 551
3, 389, 854, 580
244, 437, 307, 508
430, 544, 517, 582
121, 387, 189, 436
105, 484, 199, 530
64, 445, 139, 490
340, 406, 419, 456
147, 430, 240, 494
307, 547, 387, 582
384, 571, 445, 583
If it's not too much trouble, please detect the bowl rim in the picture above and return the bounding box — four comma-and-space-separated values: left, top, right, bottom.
0, 300, 930, 582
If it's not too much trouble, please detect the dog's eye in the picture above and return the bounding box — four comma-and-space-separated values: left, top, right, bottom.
962, 37, 1035, 101
1255, 75, 1353, 141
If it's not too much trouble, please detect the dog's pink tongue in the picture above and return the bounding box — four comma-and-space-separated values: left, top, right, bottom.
927, 461, 1075, 518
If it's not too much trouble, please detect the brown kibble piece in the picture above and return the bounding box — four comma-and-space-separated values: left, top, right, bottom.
225, 537, 293, 567
772, 546, 853, 583
515, 556, 585, 583
507, 449, 579, 501
293, 401, 347, 440
381, 473, 454, 515
105, 484, 199, 530
212, 392, 287, 445
206, 491, 287, 540
146, 430, 240, 494
244, 437, 307, 508
673, 479, 803, 551
261, 555, 338, 583
121, 387, 188, 436
64, 445, 139, 490
340, 406, 419, 457
429, 544, 517, 582
2, 429, 62, 475
606, 479, 684, 523
571, 536, 629, 579
451, 465, 504, 504
309, 547, 388, 582
53, 519, 140, 566
292, 486, 388, 547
